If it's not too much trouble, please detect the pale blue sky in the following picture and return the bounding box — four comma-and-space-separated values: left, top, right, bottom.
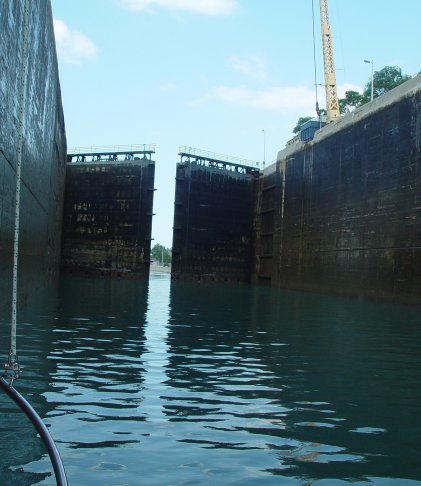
50, 0, 420, 247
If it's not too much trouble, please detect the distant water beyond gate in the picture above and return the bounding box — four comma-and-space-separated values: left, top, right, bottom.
1, 273, 421, 485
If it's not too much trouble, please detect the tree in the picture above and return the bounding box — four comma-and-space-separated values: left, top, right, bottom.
338, 66, 412, 114
151, 243, 172, 265
364, 65, 412, 99
296, 65, 414, 123
339, 90, 364, 114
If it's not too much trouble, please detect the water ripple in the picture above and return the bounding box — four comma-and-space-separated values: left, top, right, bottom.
1, 275, 421, 485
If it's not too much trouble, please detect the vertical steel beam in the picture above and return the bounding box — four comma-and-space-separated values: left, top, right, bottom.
319, 0, 340, 122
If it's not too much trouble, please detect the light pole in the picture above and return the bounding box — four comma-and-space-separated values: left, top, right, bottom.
261, 129, 266, 169
364, 59, 374, 101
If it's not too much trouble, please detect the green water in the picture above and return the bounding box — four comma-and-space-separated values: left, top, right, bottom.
1, 272, 421, 485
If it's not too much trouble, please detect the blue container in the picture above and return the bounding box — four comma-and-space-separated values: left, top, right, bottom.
300, 119, 325, 142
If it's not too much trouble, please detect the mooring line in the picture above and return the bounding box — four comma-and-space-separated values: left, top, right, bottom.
5, 0, 31, 381
2, 2, 68, 483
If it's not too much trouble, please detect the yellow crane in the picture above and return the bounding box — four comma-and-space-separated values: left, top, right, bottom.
319, 0, 340, 122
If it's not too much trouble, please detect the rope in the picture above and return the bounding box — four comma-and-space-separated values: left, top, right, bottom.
311, 0, 321, 119
5, 0, 30, 384
1, 6, 69, 483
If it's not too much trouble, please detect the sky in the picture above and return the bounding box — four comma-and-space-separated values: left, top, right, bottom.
50, 0, 420, 248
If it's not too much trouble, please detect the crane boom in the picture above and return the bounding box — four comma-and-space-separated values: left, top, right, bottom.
319, 0, 340, 122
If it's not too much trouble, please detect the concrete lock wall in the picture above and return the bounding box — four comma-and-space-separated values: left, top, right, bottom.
253, 75, 421, 304
0, 0, 67, 313
172, 161, 259, 283
61, 159, 155, 278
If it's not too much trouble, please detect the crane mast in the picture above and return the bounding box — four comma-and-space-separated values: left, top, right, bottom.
319, 0, 340, 122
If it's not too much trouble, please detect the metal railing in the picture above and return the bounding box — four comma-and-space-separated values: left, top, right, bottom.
67, 144, 156, 163
178, 146, 261, 170
68, 144, 155, 155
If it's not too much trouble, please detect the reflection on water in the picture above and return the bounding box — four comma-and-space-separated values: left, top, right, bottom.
1, 273, 421, 485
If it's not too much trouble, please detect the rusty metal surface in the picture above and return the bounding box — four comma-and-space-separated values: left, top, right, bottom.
254, 86, 421, 303
0, 0, 66, 313
61, 160, 155, 278
172, 161, 258, 283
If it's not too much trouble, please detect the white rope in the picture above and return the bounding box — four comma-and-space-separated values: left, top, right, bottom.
6, 0, 30, 382
312, 0, 320, 117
